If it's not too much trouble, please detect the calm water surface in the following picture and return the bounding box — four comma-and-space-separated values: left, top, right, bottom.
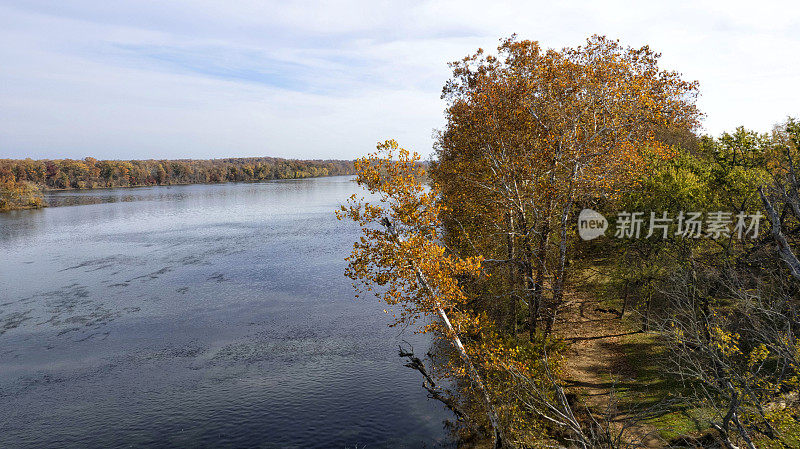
0, 176, 453, 448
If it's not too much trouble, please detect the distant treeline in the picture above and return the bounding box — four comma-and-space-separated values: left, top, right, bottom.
0, 156, 355, 211
1, 157, 355, 189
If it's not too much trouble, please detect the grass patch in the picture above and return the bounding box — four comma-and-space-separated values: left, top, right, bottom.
610, 332, 712, 441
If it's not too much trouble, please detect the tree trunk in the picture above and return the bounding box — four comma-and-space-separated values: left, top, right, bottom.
434, 306, 506, 448
547, 160, 578, 337
506, 212, 517, 336
530, 220, 548, 341
546, 199, 572, 336
382, 218, 507, 448
643, 290, 652, 332
760, 187, 800, 281
620, 280, 629, 318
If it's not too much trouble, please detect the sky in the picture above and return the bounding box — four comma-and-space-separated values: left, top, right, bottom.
1, 1, 799, 161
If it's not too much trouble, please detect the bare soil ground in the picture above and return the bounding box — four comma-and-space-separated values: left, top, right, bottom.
554, 290, 665, 448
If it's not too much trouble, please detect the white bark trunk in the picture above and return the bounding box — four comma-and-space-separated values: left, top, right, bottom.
381, 218, 506, 448
759, 188, 800, 281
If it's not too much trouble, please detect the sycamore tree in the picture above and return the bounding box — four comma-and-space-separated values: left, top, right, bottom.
433, 35, 701, 337
336, 141, 510, 447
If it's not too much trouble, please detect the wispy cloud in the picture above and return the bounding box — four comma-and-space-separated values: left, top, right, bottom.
1, 0, 798, 160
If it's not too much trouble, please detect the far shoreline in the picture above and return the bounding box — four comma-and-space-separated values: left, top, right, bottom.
2, 157, 356, 212
1, 173, 356, 212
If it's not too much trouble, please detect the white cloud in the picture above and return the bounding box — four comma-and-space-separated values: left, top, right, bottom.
1, 0, 799, 160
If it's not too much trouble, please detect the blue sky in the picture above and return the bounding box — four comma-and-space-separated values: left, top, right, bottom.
1, 0, 799, 160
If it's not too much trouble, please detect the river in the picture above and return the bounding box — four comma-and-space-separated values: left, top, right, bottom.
0, 176, 453, 448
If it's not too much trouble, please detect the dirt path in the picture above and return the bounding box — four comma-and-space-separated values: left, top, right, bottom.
554, 290, 664, 448
556, 291, 636, 406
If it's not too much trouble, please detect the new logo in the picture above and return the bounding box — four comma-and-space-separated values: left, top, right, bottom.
578, 209, 608, 240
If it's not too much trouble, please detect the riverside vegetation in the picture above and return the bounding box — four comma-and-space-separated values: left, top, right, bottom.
339, 36, 799, 448
0, 156, 355, 211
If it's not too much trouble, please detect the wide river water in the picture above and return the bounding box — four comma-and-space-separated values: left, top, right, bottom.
0, 176, 453, 448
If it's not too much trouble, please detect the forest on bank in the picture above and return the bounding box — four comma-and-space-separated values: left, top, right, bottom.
340, 36, 799, 448
0, 156, 355, 211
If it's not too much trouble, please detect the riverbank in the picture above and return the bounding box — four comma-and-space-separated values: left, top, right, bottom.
0, 156, 356, 211
0, 171, 355, 212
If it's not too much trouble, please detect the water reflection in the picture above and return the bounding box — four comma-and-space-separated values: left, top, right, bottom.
0, 177, 454, 448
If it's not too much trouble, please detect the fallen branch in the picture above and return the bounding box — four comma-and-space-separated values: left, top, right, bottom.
398, 343, 466, 420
